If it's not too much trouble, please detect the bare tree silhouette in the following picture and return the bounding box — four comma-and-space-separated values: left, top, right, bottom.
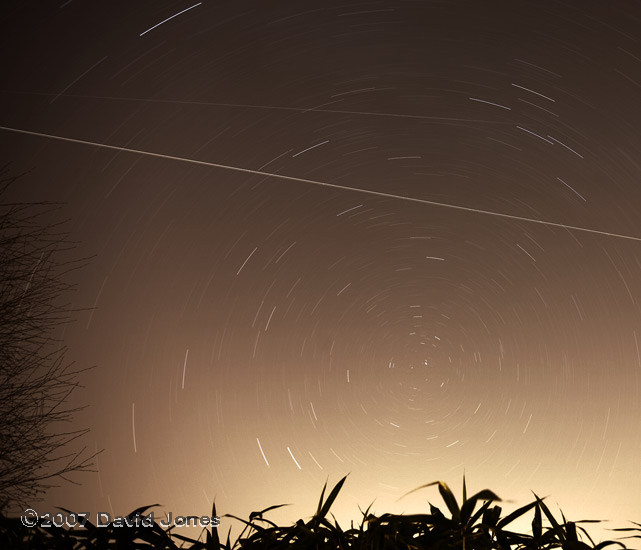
0, 168, 98, 512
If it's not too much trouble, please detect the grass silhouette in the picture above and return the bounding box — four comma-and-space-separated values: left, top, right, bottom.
0, 475, 638, 549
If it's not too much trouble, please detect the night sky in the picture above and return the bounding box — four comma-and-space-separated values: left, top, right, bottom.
2, 0, 641, 542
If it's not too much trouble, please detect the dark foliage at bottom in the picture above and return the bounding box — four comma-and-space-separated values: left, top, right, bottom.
1, 476, 638, 550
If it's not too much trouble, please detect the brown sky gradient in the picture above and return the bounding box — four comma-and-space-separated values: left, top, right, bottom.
1, 0, 640, 543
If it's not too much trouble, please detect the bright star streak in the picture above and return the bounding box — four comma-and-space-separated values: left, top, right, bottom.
257, 438, 269, 467
287, 447, 302, 469
182, 349, 189, 389
139, 3, 202, 37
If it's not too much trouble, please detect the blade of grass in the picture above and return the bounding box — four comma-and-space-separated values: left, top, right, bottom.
460, 489, 501, 525
249, 503, 291, 522
207, 500, 220, 550
463, 472, 467, 503
533, 492, 565, 542
497, 499, 538, 528
532, 499, 542, 540
594, 542, 629, 549
438, 482, 460, 521
398, 481, 441, 501
309, 474, 348, 529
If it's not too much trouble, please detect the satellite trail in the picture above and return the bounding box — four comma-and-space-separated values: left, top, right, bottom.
1, 124, 639, 243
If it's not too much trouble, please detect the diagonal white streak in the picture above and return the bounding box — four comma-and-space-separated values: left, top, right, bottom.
287, 446, 302, 469
140, 3, 202, 36
51, 57, 108, 103
182, 349, 189, 389
1, 125, 641, 242
0, 90, 514, 124
257, 438, 269, 466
